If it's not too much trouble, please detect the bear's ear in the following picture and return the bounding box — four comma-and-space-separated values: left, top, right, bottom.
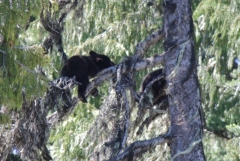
96, 58, 103, 62
89, 51, 98, 56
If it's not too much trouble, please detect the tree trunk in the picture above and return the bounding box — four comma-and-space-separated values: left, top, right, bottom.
163, 0, 206, 160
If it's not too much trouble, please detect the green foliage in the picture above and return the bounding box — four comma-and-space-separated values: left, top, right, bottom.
203, 133, 240, 161
0, 46, 49, 109
0, 1, 50, 109
63, 0, 163, 58
194, 0, 240, 159
49, 103, 94, 160
191, 0, 202, 11
0, 113, 10, 124
226, 124, 240, 136
0, 0, 43, 45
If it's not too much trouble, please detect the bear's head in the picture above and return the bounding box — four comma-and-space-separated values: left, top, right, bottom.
89, 51, 115, 70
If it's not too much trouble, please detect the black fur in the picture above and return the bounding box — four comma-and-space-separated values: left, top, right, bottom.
139, 69, 166, 106
61, 51, 115, 103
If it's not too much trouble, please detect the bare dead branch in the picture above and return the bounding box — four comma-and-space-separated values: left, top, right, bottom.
135, 97, 168, 136
136, 112, 160, 136
85, 53, 166, 97
109, 133, 170, 161
14, 59, 50, 81
41, 0, 84, 60
46, 97, 79, 126
0, 32, 3, 44
0, 50, 7, 69
135, 29, 163, 57
0, 50, 6, 55
40, 10, 68, 61
58, 0, 80, 23
46, 77, 80, 125
14, 59, 36, 75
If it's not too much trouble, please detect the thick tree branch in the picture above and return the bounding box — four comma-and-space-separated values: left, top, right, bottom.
109, 133, 170, 161
136, 112, 160, 136
163, 0, 205, 160
85, 53, 166, 97
120, 89, 130, 151
135, 29, 163, 57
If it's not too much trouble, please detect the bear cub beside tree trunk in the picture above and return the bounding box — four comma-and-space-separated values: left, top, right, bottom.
138, 69, 167, 107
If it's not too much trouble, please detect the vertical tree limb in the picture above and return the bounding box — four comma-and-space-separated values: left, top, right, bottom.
163, 0, 205, 160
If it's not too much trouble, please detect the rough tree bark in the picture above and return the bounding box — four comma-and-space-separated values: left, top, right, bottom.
163, 0, 205, 160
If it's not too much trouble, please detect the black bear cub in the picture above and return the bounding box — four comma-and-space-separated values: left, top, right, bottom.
139, 68, 166, 106
61, 51, 115, 103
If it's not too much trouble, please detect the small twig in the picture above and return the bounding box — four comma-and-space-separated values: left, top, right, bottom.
15, 59, 37, 75
13, 45, 36, 50
0, 50, 7, 69
0, 50, 6, 54
14, 59, 50, 81
136, 112, 160, 136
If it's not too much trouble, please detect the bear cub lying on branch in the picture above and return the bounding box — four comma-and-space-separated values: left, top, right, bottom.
61, 51, 115, 103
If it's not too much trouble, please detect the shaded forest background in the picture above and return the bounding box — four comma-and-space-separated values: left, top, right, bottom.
0, 0, 240, 160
